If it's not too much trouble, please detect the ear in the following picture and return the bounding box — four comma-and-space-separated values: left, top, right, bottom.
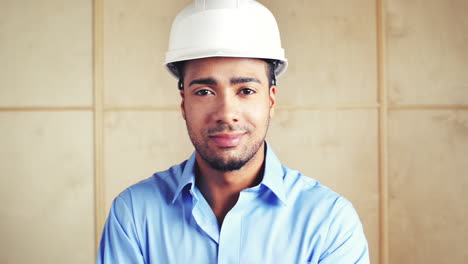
180, 90, 186, 120
269, 85, 277, 118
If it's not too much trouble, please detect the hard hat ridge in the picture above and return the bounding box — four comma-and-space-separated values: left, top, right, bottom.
165, 0, 287, 79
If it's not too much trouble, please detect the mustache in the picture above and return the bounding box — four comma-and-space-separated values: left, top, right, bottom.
206, 124, 250, 134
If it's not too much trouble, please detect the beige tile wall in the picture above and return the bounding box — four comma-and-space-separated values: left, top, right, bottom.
388, 110, 468, 263
386, 0, 468, 105
386, 0, 468, 263
0, 0, 95, 263
1, 0, 467, 263
0, 112, 95, 263
0, 0, 93, 107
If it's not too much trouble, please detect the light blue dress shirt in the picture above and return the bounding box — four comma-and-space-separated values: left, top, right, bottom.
97, 144, 369, 263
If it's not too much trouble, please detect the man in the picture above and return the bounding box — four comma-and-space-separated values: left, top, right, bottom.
97, 0, 369, 263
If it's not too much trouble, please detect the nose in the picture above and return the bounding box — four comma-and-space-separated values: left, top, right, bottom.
213, 93, 239, 124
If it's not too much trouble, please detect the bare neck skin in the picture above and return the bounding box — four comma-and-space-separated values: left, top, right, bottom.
195, 142, 266, 226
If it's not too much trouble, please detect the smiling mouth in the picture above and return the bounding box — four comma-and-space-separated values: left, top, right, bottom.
208, 133, 246, 148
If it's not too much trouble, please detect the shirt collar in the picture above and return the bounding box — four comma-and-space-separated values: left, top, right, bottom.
171, 142, 287, 205
261, 142, 287, 205
171, 152, 197, 204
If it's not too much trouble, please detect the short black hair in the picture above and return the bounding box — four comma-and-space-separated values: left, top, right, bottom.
173, 59, 278, 90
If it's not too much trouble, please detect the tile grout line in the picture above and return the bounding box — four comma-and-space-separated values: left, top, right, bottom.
103, 105, 383, 111
277, 104, 380, 110
389, 104, 468, 110
93, 0, 105, 257
1, 105, 467, 112
0, 107, 93, 111
377, 0, 389, 263
102, 104, 382, 111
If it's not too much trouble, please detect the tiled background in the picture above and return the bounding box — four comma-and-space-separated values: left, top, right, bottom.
0, 0, 467, 263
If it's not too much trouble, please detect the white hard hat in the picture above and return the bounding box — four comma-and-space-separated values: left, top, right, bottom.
165, 0, 287, 79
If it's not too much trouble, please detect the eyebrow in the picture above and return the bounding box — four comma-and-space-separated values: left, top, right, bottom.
230, 77, 262, 85
188, 76, 262, 87
189, 78, 217, 87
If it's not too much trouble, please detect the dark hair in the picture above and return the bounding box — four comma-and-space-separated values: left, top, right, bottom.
173, 59, 278, 90
264, 59, 278, 88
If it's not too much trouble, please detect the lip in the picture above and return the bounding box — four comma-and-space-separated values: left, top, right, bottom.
209, 133, 245, 148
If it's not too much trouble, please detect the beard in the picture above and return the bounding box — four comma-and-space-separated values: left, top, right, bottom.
186, 122, 268, 172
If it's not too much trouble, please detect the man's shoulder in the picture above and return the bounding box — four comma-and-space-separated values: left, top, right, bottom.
280, 168, 369, 263
282, 166, 352, 212
115, 159, 189, 205
266, 146, 346, 208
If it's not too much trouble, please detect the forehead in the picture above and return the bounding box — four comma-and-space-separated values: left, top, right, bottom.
184, 57, 268, 81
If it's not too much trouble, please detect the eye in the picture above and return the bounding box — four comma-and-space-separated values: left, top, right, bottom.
194, 89, 214, 96
239, 88, 256, 95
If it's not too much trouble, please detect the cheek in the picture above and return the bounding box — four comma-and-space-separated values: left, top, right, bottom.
243, 101, 271, 125
184, 105, 207, 126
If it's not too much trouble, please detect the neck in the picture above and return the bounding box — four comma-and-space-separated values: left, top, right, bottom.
195, 143, 266, 226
